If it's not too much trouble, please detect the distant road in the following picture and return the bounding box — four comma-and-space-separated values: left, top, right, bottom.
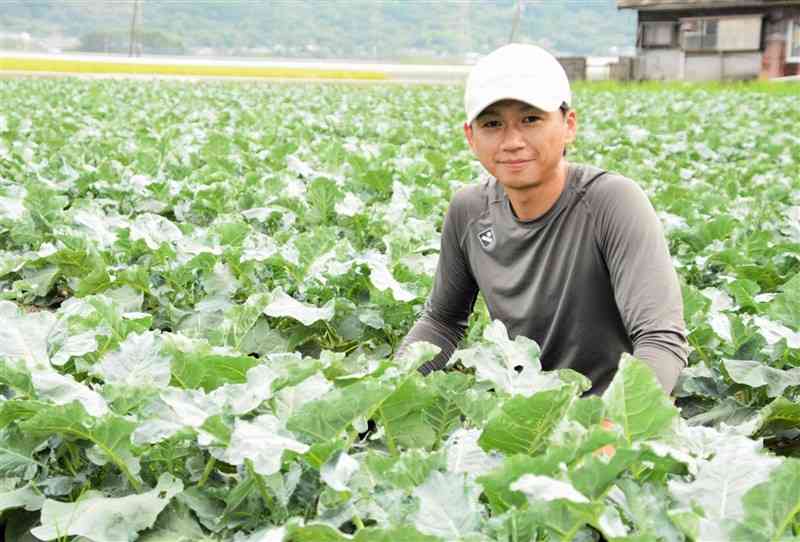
0, 51, 620, 82
0, 51, 472, 83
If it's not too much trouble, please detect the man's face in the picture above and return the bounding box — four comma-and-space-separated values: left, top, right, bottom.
463, 99, 577, 192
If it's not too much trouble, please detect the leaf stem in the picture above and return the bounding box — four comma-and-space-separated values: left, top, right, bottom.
245, 459, 275, 513
688, 334, 713, 366
197, 455, 216, 488
773, 500, 800, 542
376, 406, 398, 455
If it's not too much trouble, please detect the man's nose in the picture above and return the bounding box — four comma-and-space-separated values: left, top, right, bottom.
500, 124, 525, 151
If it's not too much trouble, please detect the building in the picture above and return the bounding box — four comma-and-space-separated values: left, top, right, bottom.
617, 0, 800, 80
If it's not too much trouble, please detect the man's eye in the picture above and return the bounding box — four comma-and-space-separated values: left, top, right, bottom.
523, 115, 541, 123
481, 120, 501, 128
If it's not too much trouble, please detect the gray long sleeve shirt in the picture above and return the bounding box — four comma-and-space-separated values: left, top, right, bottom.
401, 163, 688, 395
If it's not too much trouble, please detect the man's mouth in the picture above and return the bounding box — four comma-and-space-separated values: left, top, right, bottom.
499, 159, 533, 168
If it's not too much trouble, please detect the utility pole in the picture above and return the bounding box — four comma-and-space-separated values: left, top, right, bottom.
128, 0, 139, 57
508, 0, 523, 44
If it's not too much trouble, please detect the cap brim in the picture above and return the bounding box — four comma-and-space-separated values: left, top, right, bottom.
467, 92, 563, 125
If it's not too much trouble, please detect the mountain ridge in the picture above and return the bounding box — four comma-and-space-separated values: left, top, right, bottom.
1, 1, 636, 59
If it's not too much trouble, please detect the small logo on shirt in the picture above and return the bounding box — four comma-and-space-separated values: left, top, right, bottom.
478, 227, 495, 250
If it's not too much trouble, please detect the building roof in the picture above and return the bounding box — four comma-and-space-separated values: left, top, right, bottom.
618, 0, 800, 9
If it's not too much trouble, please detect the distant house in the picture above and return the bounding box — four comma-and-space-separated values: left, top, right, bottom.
617, 0, 800, 80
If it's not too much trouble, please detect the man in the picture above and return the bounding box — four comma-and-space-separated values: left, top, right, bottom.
400, 44, 687, 395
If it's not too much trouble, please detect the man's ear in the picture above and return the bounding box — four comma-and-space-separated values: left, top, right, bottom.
463, 122, 476, 152
564, 109, 578, 145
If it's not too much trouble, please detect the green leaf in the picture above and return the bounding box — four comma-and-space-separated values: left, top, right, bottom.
453, 319, 561, 397
0, 356, 34, 395
222, 414, 309, 476
725, 278, 761, 310
453, 387, 499, 427
484, 508, 540, 542
524, 499, 603, 541
511, 474, 590, 503
445, 428, 503, 479
685, 397, 757, 428
509, 477, 608, 539
364, 253, 417, 302
412, 471, 483, 539
352, 526, 441, 542
24, 182, 68, 236
611, 479, 684, 542
768, 272, 800, 331
92, 330, 172, 389
208, 292, 271, 349
286, 522, 438, 542
307, 177, 344, 223
673, 362, 725, 400
568, 448, 640, 500
20, 401, 142, 490
363, 449, 444, 492
751, 397, 800, 438
138, 501, 215, 542
31, 473, 183, 541
200, 414, 233, 446
0, 300, 56, 370
566, 396, 605, 429
378, 374, 437, 450
274, 372, 333, 422
170, 349, 260, 392
302, 437, 348, 470
175, 486, 225, 533
478, 450, 573, 514
320, 450, 359, 492
723, 358, 800, 398
478, 385, 575, 456
264, 289, 335, 326
667, 434, 782, 540
0, 399, 48, 429
0, 485, 44, 514
31, 370, 109, 417
285, 523, 348, 542
0, 427, 45, 480
602, 355, 678, 444
2, 509, 41, 542
731, 458, 800, 542
222, 472, 257, 519
11, 265, 60, 299
129, 212, 183, 250
423, 372, 473, 449
287, 379, 395, 444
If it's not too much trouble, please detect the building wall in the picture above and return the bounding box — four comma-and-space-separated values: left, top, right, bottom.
637, 49, 684, 79
634, 5, 800, 79
558, 57, 587, 81
761, 9, 800, 77
682, 51, 761, 80
722, 51, 762, 78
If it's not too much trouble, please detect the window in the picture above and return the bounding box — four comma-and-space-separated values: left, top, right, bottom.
682, 19, 718, 50
681, 16, 762, 52
641, 22, 675, 47
789, 20, 800, 62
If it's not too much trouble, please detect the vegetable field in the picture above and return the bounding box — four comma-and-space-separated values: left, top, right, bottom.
0, 79, 799, 541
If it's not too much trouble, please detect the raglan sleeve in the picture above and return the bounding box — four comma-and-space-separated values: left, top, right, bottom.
397, 189, 479, 374
592, 175, 688, 394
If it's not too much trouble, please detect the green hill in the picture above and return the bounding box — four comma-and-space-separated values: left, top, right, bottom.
1, 0, 636, 58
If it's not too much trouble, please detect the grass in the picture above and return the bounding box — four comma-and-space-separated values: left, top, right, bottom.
0, 56, 388, 80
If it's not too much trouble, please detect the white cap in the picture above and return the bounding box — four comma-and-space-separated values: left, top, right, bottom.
464, 43, 571, 125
